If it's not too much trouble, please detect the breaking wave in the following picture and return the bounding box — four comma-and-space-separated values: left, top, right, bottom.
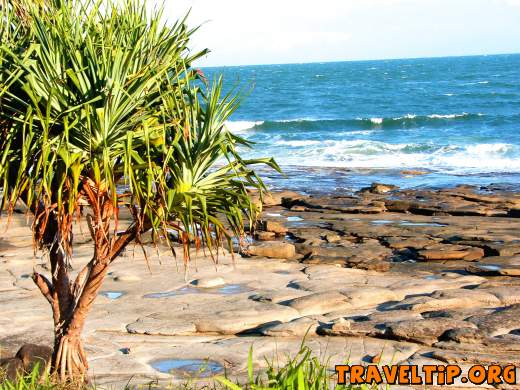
230, 113, 484, 133
265, 140, 520, 173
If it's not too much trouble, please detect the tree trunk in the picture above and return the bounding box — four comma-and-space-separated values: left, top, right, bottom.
52, 328, 88, 382
50, 259, 110, 382
31, 185, 147, 382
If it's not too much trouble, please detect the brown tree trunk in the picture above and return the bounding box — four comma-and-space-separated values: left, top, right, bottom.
31, 184, 149, 382
51, 254, 113, 381
52, 328, 88, 381
49, 258, 112, 381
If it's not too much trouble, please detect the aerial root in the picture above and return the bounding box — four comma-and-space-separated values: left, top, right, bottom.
53, 335, 87, 383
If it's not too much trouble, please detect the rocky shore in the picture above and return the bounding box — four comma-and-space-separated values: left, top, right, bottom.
2, 183, 520, 388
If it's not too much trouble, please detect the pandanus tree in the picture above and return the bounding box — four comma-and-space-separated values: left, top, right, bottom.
0, 0, 278, 382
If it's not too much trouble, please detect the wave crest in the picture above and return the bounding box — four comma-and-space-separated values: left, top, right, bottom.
225, 120, 264, 133
248, 113, 483, 132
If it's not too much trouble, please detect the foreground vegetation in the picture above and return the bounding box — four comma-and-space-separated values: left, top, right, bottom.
1, 342, 382, 389
0, 0, 277, 382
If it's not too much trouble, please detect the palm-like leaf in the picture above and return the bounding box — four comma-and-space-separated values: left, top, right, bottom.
1, 0, 277, 252
0, 0, 278, 381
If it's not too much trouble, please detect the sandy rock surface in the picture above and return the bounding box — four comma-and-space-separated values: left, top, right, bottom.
3, 185, 520, 387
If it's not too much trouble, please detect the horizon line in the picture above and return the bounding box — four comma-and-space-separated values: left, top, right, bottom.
199, 51, 520, 69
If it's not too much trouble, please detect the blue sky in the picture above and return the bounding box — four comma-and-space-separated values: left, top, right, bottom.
162, 0, 520, 66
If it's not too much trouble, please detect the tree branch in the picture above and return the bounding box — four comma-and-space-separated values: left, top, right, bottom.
72, 262, 91, 299
108, 219, 153, 263
32, 272, 54, 304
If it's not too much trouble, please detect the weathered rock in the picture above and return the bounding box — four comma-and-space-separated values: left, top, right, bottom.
462, 247, 487, 261
436, 334, 520, 353
366, 310, 423, 323
384, 200, 412, 213
195, 303, 299, 334
126, 315, 197, 336
255, 231, 276, 241
303, 245, 354, 258
6, 184, 520, 387
347, 258, 390, 272
249, 289, 309, 304
262, 191, 302, 207
441, 327, 486, 343
384, 237, 438, 250
467, 257, 520, 276
262, 317, 321, 337
431, 349, 520, 366
301, 241, 392, 271
323, 318, 386, 337
468, 304, 520, 336
297, 196, 387, 214
340, 287, 402, 307
421, 307, 496, 321
387, 318, 477, 345
15, 344, 52, 374
248, 242, 296, 259
360, 183, 399, 194
283, 291, 350, 316
250, 190, 303, 208
418, 245, 484, 261
485, 243, 520, 257
321, 232, 341, 243
496, 266, 520, 276
301, 256, 347, 267
484, 286, 520, 305
260, 220, 288, 235
0, 358, 24, 381
394, 289, 500, 312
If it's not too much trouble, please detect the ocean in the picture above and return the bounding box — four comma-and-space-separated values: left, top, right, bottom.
204, 54, 520, 194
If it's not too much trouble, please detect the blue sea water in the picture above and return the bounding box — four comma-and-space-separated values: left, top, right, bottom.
204, 54, 520, 193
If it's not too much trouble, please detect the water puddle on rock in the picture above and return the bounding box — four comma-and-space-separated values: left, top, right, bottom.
218, 284, 249, 294
370, 220, 394, 225
287, 216, 304, 222
477, 264, 502, 272
144, 284, 251, 298
100, 291, 125, 299
284, 234, 298, 243
274, 270, 292, 275
399, 221, 447, 227
150, 359, 223, 378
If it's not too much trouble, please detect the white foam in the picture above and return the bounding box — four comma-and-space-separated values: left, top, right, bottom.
276, 140, 321, 147
278, 117, 318, 123
392, 114, 417, 120
347, 130, 375, 135
225, 120, 263, 133
267, 140, 520, 173
427, 113, 468, 119
463, 143, 514, 154
461, 81, 490, 86
369, 117, 383, 124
